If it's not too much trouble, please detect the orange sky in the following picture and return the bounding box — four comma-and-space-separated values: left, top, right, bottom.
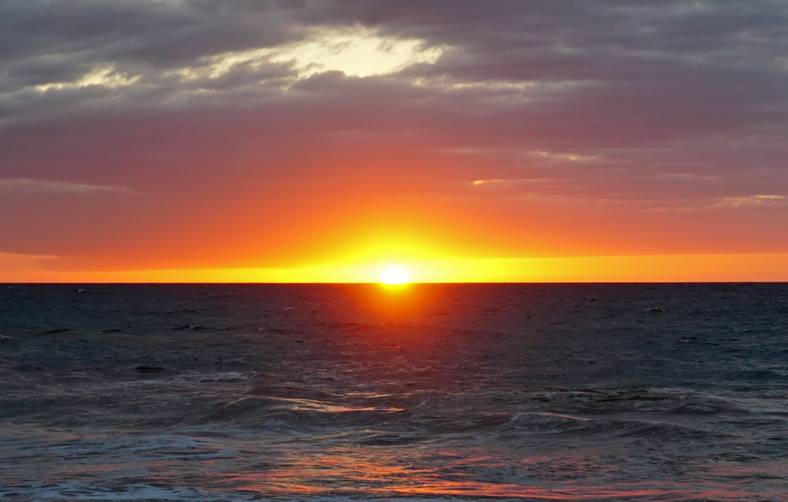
1, 3, 787, 282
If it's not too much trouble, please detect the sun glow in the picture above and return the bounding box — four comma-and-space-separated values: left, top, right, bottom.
379, 265, 410, 285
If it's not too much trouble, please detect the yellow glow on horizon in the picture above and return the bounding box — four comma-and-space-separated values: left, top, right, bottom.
3, 252, 788, 283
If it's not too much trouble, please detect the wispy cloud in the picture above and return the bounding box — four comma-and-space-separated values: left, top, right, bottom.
470, 178, 548, 187
713, 194, 786, 208
0, 178, 127, 195
529, 151, 599, 163
471, 178, 506, 187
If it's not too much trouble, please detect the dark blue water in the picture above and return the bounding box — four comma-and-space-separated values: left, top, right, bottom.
0, 284, 786, 500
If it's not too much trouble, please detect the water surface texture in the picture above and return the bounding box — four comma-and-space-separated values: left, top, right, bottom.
0, 284, 786, 500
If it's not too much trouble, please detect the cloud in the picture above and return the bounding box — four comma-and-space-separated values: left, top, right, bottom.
714, 194, 786, 208
267, 27, 444, 79
0, 178, 127, 195
167, 26, 443, 88
529, 151, 599, 164
33, 65, 140, 92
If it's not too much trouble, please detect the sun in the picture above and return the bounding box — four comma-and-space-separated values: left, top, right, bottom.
379, 265, 410, 285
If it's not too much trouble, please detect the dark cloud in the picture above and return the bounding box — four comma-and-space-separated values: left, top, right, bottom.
1, 0, 787, 267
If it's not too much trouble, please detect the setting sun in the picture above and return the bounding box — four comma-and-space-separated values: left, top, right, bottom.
379, 265, 410, 285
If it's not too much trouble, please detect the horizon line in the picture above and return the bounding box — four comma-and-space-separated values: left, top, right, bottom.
2, 281, 787, 285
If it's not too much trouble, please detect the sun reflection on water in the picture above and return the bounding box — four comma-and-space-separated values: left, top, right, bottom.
227, 448, 678, 499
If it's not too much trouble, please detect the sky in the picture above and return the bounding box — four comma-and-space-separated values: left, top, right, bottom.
1, 0, 788, 282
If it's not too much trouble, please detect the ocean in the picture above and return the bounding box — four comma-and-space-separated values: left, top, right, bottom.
0, 284, 786, 500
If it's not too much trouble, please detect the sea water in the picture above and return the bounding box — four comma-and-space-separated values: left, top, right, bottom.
0, 284, 786, 500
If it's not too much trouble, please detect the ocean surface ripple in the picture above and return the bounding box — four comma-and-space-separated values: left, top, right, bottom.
0, 284, 786, 500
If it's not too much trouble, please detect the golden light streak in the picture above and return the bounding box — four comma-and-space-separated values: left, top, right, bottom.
4, 252, 788, 283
